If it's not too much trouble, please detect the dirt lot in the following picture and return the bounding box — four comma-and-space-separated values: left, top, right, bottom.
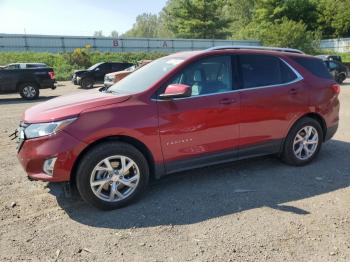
0, 81, 349, 262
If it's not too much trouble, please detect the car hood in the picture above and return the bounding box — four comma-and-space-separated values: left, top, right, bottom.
23, 90, 131, 123
74, 69, 89, 76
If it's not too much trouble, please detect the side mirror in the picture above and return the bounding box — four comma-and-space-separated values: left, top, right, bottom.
95, 67, 100, 72
159, 84, 191, 99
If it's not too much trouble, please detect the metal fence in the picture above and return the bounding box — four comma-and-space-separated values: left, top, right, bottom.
320, 38, 350, 53
0, 33, 261, 53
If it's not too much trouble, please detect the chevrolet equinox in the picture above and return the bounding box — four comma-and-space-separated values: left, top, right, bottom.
16, 46, 340, 210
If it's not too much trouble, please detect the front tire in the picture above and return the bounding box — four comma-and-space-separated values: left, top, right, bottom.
81, 78, 94, 89
281, 117, 323, 166
19, 83, 39, 100
76, 142, 149, 210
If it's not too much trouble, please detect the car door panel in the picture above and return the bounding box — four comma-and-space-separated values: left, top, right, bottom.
238, 54, 309, 153
156, 55, 240, 173
158, 92, 240, 162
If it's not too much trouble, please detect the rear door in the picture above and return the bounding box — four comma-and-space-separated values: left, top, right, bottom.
157, 55, 240, 173
237, 54, 309, 157
111, 63, 132, 73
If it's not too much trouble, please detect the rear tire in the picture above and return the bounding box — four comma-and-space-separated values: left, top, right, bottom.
335, 73, 346, 84
76, 142, 149, 210
81, 78, 94, 89
281, 117, 323, 166
19, 83, 39, 100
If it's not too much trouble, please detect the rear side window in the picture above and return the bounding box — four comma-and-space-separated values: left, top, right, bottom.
239, 55, 298, 89
293, 57, 332, 80
111, 63, 124, 71
27, 64, 46, 68
98, 63, 110, 72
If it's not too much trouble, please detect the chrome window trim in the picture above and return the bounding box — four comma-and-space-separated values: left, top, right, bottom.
153, 57, 303, 102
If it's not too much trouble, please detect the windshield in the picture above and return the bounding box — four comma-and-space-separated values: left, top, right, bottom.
107, 57, 185, 94
88, 62, 103, 71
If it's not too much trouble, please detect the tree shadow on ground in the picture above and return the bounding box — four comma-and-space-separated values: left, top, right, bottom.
50, 139, 350, 229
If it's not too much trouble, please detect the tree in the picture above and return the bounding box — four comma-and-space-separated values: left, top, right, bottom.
93, 30, 104, 37
259, 19, 320, 53
223, 0, 255, 38
162, 0, 231, 39
316, 0, 350, 38
124, 13, 161, 38
110, 30, 119, 38
253, 0, 319, 31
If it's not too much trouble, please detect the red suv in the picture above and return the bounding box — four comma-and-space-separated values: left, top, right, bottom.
16, 47, 340, 210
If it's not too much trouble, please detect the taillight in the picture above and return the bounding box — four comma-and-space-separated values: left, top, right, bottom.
331, 84, 340, 94
48, 71, 55, 80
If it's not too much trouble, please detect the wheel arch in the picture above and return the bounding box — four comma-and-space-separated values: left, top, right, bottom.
70, 135, 157, 185
287, 112, 327, 142
16, 81, 40, 92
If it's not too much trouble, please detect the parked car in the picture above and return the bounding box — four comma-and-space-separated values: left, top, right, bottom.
2, 63, 49, 69
316, 55, 342, 63
0, 66, 56, 99
16, 46, 339, 210
72, 62, 133, 89
104, 60, 152, 88
318, 57, 348, 84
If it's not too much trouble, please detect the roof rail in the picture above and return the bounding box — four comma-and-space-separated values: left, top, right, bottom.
206, 45, 304, 54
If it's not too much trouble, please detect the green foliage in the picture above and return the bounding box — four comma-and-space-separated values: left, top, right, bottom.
253, 0, 319, 30
223, 0, 255, 39
316, 0, 350, 38
259, 19, 320, 54
0, 50, 167, 81
222, 0, 322, 53
64, 45, 92, 68
163, 0, 230, 39
124, 13, 162, 38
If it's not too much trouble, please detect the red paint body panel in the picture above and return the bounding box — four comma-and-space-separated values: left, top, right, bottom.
157, 92, 240, 164
17, 49, 340, 182
23, 89, 131, 123
17, 130, 86, 182
239, 80, 309, 148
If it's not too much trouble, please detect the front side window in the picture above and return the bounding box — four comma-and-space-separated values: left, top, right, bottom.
239, 54, 298, 89
167, 55, 233, 97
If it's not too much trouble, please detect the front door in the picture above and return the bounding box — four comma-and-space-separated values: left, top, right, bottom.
156, 55, 240, 173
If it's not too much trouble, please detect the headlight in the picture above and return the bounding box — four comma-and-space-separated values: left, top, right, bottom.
24, 118, 77, 139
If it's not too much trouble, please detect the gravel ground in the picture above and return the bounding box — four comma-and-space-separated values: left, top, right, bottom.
0, 81, 349, 262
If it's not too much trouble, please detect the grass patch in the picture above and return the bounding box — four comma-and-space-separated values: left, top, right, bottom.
0, 51, 167, 81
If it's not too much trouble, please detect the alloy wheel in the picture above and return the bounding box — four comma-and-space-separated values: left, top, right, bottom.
90, 155, 140, 202
22, 85, 36, 98
293, 126, 319, 160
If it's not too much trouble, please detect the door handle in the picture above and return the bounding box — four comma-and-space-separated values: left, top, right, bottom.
219, 98, 237, 105
289, 88, 298, 95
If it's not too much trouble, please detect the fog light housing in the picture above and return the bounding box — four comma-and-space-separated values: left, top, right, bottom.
43, 157, 57, 176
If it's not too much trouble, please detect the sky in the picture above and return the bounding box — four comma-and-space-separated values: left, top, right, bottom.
0, 0, 168, 36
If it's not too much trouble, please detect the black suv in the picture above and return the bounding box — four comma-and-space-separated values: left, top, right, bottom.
318, 58, 348, 84
0, 66, 56, 99
72, 62, 133, 89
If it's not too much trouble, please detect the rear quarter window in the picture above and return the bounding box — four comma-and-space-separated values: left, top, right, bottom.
293, 57, 333, 80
